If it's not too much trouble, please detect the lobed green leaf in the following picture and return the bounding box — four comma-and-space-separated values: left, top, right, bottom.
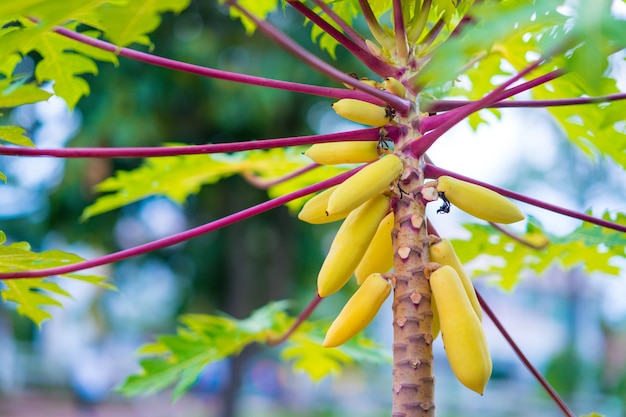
117, 301, 291, 401
219, 0, 281, 34
0, 237, 114, 327
81, 147, 318, 220
450, 214, 626, 290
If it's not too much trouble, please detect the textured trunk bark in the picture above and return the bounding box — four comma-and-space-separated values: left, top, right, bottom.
390, 138, 435, 416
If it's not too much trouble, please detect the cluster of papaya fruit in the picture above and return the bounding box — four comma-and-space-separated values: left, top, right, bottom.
298, 80, 524, 395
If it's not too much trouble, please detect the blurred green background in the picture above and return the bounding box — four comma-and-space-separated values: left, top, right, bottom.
0, 2, 625, 417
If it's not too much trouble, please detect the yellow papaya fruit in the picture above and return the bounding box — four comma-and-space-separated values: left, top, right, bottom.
323, 272, 391, 347
327, 154, 403, 216
436, 175, 524, 224
430, 265, 492, 395
317, 194, 390, 297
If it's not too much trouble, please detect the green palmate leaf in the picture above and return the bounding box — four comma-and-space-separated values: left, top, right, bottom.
87, 0, 191, 48
0, 0, 187, 109
119, 300, 389, 399
81, 153, 248, 220
489, 3, 626, 168
281, 337, 353, 381
117, 301, 291, 401
531, 74, 626, 169
0, 233, 113, 327
0, 20, 117, 110
0, 126, 35, 147
416, 0, 566, 92
220, 0, 281, 34
0, 79, 53, 108
308, 1, 360, 58
450, 214, 626, 290
561, 0, 626, 93
81, 148, 312, 220
0, 0, 107, 29
281, 324, 391, 381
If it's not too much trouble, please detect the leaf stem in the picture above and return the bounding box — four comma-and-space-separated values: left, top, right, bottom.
420, 69, 563, 131
51, 26, 385, 105
418, 18, 444, 49
0, 128, 388, 158
287, 0, 388, 74
408, 0, 432, 44
0, 168, 362, 280
227, 1, 411, 114
392, 0, 409, 65
409, 56, 549, 155
241, 163, 320, 189
309, 0, 368, 50
424, 164, 626, 233
266, 293, 323, 346
357, 0, 394, 51
476, 290, 576, 417
488, 222, 549, 250
429, 91, 626, 111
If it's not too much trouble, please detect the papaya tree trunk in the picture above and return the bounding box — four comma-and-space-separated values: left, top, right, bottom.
390, 123, 435, 416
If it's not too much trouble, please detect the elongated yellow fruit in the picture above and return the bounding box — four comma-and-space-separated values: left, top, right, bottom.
323, 272, 391, 347
304, 141, 379, 165
383, 77, 406, 98
332, 99, 392, 127
429, 238, 482, 321
355, 211, 394, 284
430, 265, 492, 394
317, 194, 390, 297
436, 175, 524, 224
327, 154, 403, 215
297, 186, 351, 224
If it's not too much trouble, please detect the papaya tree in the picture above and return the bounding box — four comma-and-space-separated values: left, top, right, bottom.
0, 1, 625, 416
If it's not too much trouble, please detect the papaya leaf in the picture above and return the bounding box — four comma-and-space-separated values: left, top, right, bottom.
308, 1, 360, 59
281, 320, 391, 382
0, 126, 35, 147
281, 337, 354, 381
117, 301, 291, 402
81, 148, 312, 220
81, 153, 251, 220
118, 300, 389, 400
0, 80, 52, 108
450, 214, 626, 291
531, 74, 626, 169
0, 20, 117, 110
0, 234, 114, 327
219, 0, 281, 34
491, 6, 626, 168
90, 0, 192, 48
417, 0, 566, 93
